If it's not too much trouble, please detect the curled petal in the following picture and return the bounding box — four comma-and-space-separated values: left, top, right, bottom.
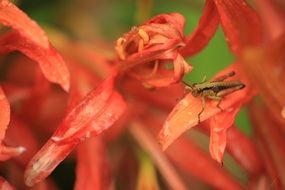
24, 74, 126, 186
208, 106, 240, 163
159, 63, 253, 150
146, 12, 185, 36
116, 13, 190, 88
173, 53, 192, 81
181, 0, 219, 56
212, 0, 262, 55
130, 53, 192, 87
0, 0, 48, 48
0, 31, 70, 92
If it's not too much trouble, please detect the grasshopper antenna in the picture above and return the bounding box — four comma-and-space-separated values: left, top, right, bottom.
182, 80, 194, 91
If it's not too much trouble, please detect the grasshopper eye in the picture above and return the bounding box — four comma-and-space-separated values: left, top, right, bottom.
191, 91, 199, 97
212, 86, 220, 93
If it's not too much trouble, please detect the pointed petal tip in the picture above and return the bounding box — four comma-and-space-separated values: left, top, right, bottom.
25, 176, 33, 187
51, 136, 61, 142
62, 82, 70, 93
24, 152, 57, 187
25, 169, 40, 187
17, 146, 26, 153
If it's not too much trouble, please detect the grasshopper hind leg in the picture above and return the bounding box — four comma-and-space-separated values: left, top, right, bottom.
213, 71, 235, 82
207, 95, 223, 111
216, 99, 223, 111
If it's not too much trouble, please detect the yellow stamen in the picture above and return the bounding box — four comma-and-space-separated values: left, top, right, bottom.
138, 29, 150, 44
116, 37, 126, 60
138, 39, 144, 52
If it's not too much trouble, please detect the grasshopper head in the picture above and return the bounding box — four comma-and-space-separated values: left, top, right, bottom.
191, 90, 199, 97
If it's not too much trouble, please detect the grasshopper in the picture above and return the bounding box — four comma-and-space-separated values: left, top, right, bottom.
183, 71, 245, 123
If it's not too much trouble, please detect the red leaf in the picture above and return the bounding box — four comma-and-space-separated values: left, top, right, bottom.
181, 0, 219, 56
74, 138, 112, 190
0, 31, 70, 92
0, 0, 48, 48
24, 74, 126, 186
212, 0, 262, 55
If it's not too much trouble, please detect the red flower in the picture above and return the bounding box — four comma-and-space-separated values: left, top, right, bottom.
116, 13, 192, 88
2, 0, 284, 189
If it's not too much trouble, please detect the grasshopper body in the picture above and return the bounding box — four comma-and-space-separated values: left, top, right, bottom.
184, 71, 245, 123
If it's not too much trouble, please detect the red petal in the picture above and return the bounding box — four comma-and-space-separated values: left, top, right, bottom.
74, 138, 111, 190
24, 139, 76, 187
51, 73, 125, 143
158, 63, 253, 150
212, 0, 262, 55
0, 144, 26, 161
131, 53, 192, 88
146, 13, 185, 36
181, 0, 219, 56
250, 103, 285, 187
167, 137, 243, 190
0, 177, 14, 190
200, 123, 263, 174
0, 0, 48, 48
24, 75, 126, 186
0, 87, 10, 143
5, 118, 39, 164
119, 39, 181, 72
0, 31, 70, 92
254, 0, 285, 41
208, 106, 240, 163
